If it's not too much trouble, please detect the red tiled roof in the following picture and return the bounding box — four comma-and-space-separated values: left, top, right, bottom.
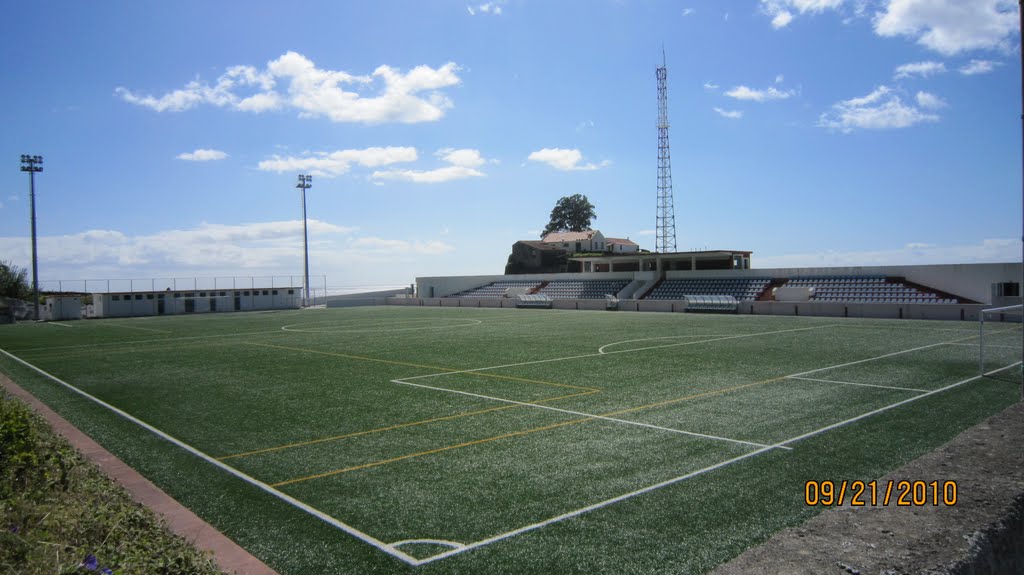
541, 230, 597, 243
605, 237, 638, 246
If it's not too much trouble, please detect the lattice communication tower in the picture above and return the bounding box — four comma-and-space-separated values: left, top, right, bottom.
656, 51, 677, 253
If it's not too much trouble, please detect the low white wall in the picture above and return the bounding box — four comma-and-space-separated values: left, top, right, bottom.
388, 297, 992, 321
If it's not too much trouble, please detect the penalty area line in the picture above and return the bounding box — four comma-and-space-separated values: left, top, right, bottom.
0, 348, 421, 567
412, 360, 1023, 566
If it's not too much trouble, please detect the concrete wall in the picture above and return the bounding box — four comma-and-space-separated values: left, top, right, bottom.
387, 297, 1003, 322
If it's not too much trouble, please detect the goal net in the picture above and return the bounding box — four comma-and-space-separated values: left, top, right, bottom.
978, 304, 1023, 376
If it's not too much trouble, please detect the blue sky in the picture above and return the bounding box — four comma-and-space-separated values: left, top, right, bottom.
1, 0, 1021, 290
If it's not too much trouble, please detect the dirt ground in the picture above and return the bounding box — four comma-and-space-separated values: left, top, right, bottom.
712, 399, 1024, 575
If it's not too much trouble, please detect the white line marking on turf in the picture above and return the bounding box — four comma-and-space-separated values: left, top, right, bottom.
401, 324, 839, 382
47, 322, 74, 327
0, 348, 421, 567
948, 342, 1023, 350
787, 376, 930, 394
390, 378, 783, 450
13, 329, 283, 353
775, 361, 1022, 448
596, 334, 734, 354
105, 323, 173, 334
599, 325, 841, 354
410, 360, 1022, 566
390, 539, 466, 550
412, 444, 778, 566
281, 318, 482, 333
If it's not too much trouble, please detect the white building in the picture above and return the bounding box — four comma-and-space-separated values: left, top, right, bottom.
91, 287, 302, 318
541, 230, 607, 252
605, 237, 639, 254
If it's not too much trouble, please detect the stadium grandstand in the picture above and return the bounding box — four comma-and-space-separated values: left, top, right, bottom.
410, 259, 1021, 321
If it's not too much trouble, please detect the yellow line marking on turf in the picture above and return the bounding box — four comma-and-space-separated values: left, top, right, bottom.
217, 389, 599, 461
271, 417, 592, 487
245, 342, 599, 392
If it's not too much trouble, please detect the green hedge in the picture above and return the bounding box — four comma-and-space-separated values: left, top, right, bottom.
0, 391, 224, 575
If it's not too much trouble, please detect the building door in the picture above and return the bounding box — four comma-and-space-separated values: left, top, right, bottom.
157, 299, 165, 315
184, 299, 194, 313
234, 296, 241, 311
209, 297, 217, 312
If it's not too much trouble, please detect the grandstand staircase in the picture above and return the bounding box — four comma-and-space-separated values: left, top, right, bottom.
759, 278, 788, 301
528, 281, 550, 295
636, 278, 664, 300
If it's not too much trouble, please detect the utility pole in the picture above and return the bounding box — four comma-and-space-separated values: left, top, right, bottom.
20, 155, 43, 320
296, 174, 313, 305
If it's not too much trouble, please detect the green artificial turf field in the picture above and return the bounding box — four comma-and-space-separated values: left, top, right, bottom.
0, 306, 1020, 574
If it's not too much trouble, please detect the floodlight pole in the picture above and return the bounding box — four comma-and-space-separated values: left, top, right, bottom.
20, 155, 43, 321
1019, 0, 1023, 400
297, 174, 313, 306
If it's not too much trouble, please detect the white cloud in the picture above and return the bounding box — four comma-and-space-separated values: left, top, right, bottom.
772, 11, 795, 28
724, 85, 795, 102
527, 148, 610, 171
370, 148, 490, 183
467, 2, 503, 16
893, 60, 947, 79
760, 0, 844, 28
775, 74, 785, 84
117, 51, 461, 124
713, 107, 744, 119
682, 8, 695, 16
635, 229, 657, 236
818, 85, 941, 132
177, 149, 228, 162
576, 119, 595, 132
703, 82, 720, 91
0, 219, 462, 282
915, 90, 947, 109
0, 220, 354, 271
960, 59, 998, 75
258, 146, 418, 177
758, 238, 1020, 268
873, 0, 1017, 55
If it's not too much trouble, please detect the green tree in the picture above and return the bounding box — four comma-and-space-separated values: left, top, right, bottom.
541, 194, 596, 237
0, 261, 30, 299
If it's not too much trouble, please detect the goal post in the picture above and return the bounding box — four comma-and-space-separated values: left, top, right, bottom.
978, 304, 1023, 380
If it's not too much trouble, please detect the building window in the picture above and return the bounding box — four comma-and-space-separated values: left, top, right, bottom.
243, 291, 250, 296
199, 292, 207, 297
262, 290, 269, 296
288, 289, 294, 295
219, 291, 226, 297
112, 295, 120, 301
995, 282, 1020, 297
174, 293, 181, 298
146, 294, 154, 300
158, 294, 165, 300
135, 294, 143, 300
272, 290, 278, 295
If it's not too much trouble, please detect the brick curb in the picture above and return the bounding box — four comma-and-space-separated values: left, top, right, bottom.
1, 374, 279, 575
